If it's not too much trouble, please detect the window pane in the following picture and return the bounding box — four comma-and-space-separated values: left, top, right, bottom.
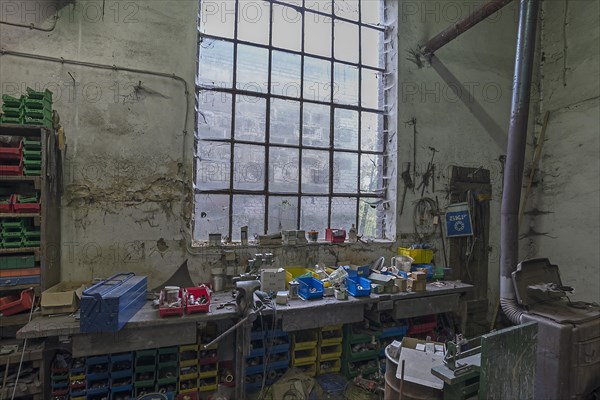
272, 4, 302, 51
334, 108, 358, 149
334, 0, 359, 21
303, 103, 331, 148
361, 68, 382, 109
333, 63, 358, 105
270, 99, 300, 145
237, 0, 270, 44
304, 57, 332, 102
194, 194, 230, 240
271, 51, 301, 98
358, 198, 379, 237
235, 96, 266, 142
300, 196, 329, 237
234, 144, 265, 190
334, 20, 359, 63
197, 91, 232, 140
268, 196, 298, 233
361, 112, 383, 151
232, 195, 265, 239
269, 146, 299, 192
305, 0, 332, 13
304, 11, 332, 57
333, 152, 358, 193
199, 1, 235, 38
362, 27, 383, 68
196, 141, 230, 190
198, 39, 233, 88
330, 197, 357, 231
237, 44, 268, 93
360, 153, 383, 193
302, 149, 330, 194
361, 0, 382, 25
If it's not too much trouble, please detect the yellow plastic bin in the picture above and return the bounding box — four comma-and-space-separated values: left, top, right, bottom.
397, 247, 434, 264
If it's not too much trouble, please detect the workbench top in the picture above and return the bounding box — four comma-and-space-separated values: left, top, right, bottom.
17, 281, 472, 340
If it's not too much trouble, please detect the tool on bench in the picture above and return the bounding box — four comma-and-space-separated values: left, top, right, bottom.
400, 163, 414, 215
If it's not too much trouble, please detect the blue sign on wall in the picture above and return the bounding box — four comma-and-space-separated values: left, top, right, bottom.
445, 202, 474, 238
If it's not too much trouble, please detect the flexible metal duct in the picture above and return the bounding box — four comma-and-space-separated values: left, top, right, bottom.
500, 0, 540, 324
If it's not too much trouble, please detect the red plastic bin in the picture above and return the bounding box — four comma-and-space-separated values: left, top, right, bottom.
159, 287, 184, 317
408, 314, 437, 335
0, 195, 13, 213
0, 288, 34, 316
0, 165, 22, 176
12, 202, 41, 213
0, 145, 22, 162
325, 228, 346, 243
185, 285, 210, 314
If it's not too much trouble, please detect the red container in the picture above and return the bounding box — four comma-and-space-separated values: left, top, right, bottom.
0, 195, 12, 213
12, 202, 41, 213
185, 285, 210, 314
0, 145, 22, 162
325, 228, 346, 243
159, 287, 184, 317
0, 165, 22, 176
408, 314, 437, 335
0, 288, 34, 316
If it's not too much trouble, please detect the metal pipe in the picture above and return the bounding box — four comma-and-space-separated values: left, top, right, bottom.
500, 0, 540, 324
420, 0, 514, 58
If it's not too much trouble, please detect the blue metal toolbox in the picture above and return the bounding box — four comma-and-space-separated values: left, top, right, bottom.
80, 273, 147, 333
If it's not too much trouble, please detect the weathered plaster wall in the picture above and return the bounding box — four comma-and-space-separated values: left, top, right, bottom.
1, 0, 523, 305
526, 0, 600, 302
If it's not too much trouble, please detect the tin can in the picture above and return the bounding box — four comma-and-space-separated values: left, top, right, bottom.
289, 280, 299, 299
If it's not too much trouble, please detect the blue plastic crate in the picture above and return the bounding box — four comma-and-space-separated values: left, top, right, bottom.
86, 355, 109, 365
248, 346, 265, 357
110, 352, 133, 363
380, 325, 408, 339
347, 276, 371, 297
269, 342, 290, 354
245, 363, 265, 375
297, 276, 323, 300
250, 330, 266, 340
70, 389, 87, 397
0, 275, 40, 286
266, 329, 288, 338
50, 380, 68, 388
268, 359, 289, 370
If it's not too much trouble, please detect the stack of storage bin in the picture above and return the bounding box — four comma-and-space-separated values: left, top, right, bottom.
134, 349, 157, 396
86, 355, 110, 399
69, 357, 87, 399
0, 94, 23, 125
178, 345, 199, 395
342, 323, 381, 379
291, 328, 319, 377
21, 138, 42, 176
245, 323, 290, 392
50, 353, 70, 400
156, 347, 178, 395
23, 87, 53, 129
111, 352, 133, 400
318, 325, 343, 375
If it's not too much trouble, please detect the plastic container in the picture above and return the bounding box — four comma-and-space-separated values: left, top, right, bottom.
297, 276, 323, 300
0, 146, 21, 161
397, 247, 434, 264
159, 287, 184, 317
185, 285, 210, 314
346, 276, 371, 297
318, 343, 342, 361
325, 228, 346, 243
0, 287, 34, 316
408, 314, 437, 335
0, 165, 22, 176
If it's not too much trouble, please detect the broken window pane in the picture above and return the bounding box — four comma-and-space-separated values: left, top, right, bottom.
362, 27, 383, 68
194, 194, 230, 240
361, 112, 383, 152
232, 195, 265, 239
334, 108, 358, 149
304, 11, 332, 58
237, 0, 270, 45
237, 44, 269, 94
272, 4, 302, 51
334, 0, 359, 21
270, 98, 300, 145
271, 51, 301, 98
334, 63, 359, 105
360, 153, 383, 193
197, 91, 232, 140
358, 198, 380, 237
300, 196, 329, 236
330, 197, 357, 231
198, 39, 234, 88
268, 196, 298, 233
361, 68, 382, 110
199, 0, 235, 38
196, 141, 231, 190
234, 144, 265, 190
333, 152, 358, 193
235, 95, 266, 142
269, 146, 299, 193
301, 149, 330, 194
334, 20, 359, 63
303, 103, 331, 148
304, 57, 332, 102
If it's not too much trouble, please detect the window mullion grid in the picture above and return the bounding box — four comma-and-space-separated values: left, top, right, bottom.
264, 1, 274, 235
356, 0, 362, 230
228, 0, 241, 239
328, 12, 335, 229
298, 2, 306, 230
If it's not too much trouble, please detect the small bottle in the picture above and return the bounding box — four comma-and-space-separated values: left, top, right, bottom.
348, 224, 358, 242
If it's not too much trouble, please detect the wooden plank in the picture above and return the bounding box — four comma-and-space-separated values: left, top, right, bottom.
393, 293, 460, 319
479, 322, 537, 400
72, 321, 196, 357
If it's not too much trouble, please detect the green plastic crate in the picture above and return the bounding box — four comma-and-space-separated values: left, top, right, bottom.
22, 138, 41, 149
1, 238, 23, 248
22, 239, 40, 247
26, 87, 53, 102
2, 94, 23, 108
23, 98, 52, 110
22, 158, 42, 168
0, 255, 35, 270
23, 168, 41, 176
16, 193, 39, 203
24, 107, 52, 120
0, 230, 23, 239
22, 230, 40, 238
1, 106, 23, 117
1, 219, 28, 229
22, 149, 41, 159
23, 116, 52, 128
0, 195, 10, 204
0, 116, 23, 124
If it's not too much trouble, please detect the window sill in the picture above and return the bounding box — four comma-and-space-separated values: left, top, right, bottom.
190, 238, 396, 249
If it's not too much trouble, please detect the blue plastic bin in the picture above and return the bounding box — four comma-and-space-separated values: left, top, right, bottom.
346, 276, 371, 297
297, 276, 323, 300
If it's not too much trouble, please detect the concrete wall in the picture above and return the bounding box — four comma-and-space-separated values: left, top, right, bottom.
1, 0, 528, 312
526, 0, 600, 302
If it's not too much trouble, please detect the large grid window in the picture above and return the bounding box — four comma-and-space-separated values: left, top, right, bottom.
194, 0, 388, 241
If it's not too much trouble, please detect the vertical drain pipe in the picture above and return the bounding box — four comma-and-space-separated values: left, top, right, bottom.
500, 0, 540, 324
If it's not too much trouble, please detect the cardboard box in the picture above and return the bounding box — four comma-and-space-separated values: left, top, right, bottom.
411, 271, 427, 281
260, 268, 287, 293
397, 337, 446, 389
395, 277, 407, 292
41, 281, 88, 315
408, 278, 426, 292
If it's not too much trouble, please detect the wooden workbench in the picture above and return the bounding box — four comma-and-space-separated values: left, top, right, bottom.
17, 281, 472, 357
